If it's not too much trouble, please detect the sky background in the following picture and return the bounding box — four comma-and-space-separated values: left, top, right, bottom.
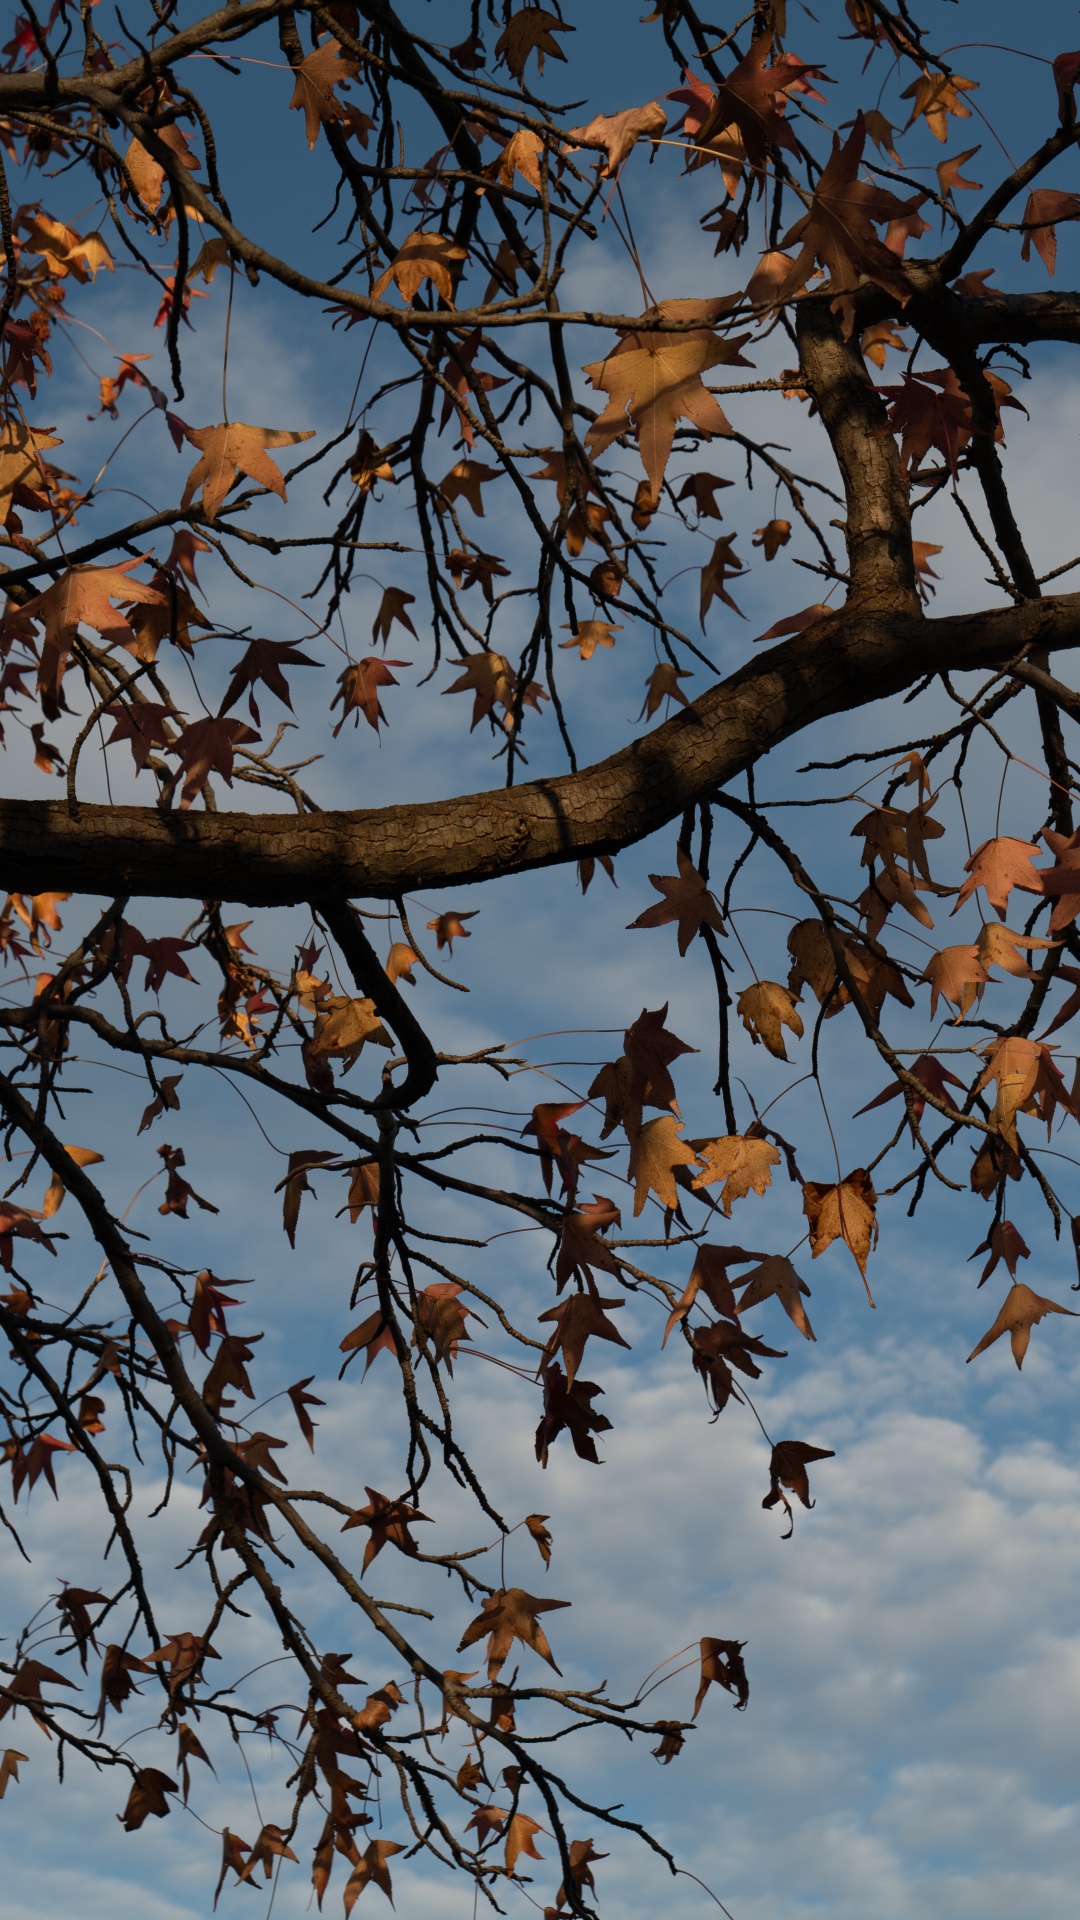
6, 3, 1080, 1917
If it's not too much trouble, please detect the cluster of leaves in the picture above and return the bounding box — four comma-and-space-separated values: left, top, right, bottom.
2, 2, 1080, 1916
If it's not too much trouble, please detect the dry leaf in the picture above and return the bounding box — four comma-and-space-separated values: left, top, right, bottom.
803, 1169, 878, 1281
967, 1283, 1077, 1368
627, 1114, 698, 1215
181, 422, 314, 522
690, 1133, 781, 1214
627, 846, 725, 953
737, 980, 803, 1060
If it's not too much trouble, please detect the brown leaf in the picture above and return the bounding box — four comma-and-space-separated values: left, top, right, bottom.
343, 1838, 404, 1910
735, 1254, 815, 1341
690, 1133, 781, 1214
276, 1149, 339, 1247
537, 1290, 629, 1389
692, 1636, 748, 1716
559, 619, 621, 659
341, 1486, 430, 1570
22, 558, 167, 721
922, 942, 990, 1019
564, 99, 667, 177
967, 1283, 1077, 1369
969, 1219, 1030, 1287
737, 980, 803, 1060
638, 661, 692, 719
289, 39, 361, 149
752, 518, 791, 560
40, 1143, 104, 1218
0, 1749, 27, 1797
495, 7, 573, 79
584, 303, 749, 501
371, 229, 467, 305
457, 1587, 571, 1680
504, 1811, 545, 1874
1020, 187, 1080, 274
331, 656, 408, 735
762, 1439, 835, 1533
627, 1114, 697, 1216
181, 421, 313, 523
426, 909, 477, 952
976, 920, 1059, 979
525, 1512, 552, 1566
119, 1767, 178, 1831
802, 1169, 878, 1282
627, 846, 725, 954
754, 601, 832, 644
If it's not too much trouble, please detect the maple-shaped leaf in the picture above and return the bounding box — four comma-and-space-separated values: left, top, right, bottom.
538, 1291, 629, 1389
969, 1219, 1030, 1287
125, 121, 200, 217
340, 1308, 397, 1375
343, 1838, 404, 1910
564, 99, 667, 177
937, 145, 982, 205
495, 7, 573, 78
627, 1114, 697, 1216
625, 1003, 697, 1111
287, 1375, 324, 1450
860, 318, 909, 368
803, 1169, 878, 1282
735, 1254, 815, 1341
171, 716, 259, 809
691, 30, 828, 175
737, 980, 803, 1061
413, 1280, 481, 1371
180, 423, 313, 523
288, 38, 360, 148
309, 994, 392, 1071
554, 1196, 623, 1293
638, 661, 693, 720
584, 303, 749, 503
371, 230, 467, 305
372, 586, 417, 645
464, 1802, 506, 1847
976, 920, 1058, 980
442, 650, 520, 730
458, 1586, 571, 1680
922, 942, 990, 1020
341, 1486, 430, 1570
690, 1133, 781, 1215
699, 532, 747, 626
900, 68, 977, 140
662, 1242, 765, 1343
692, 1636, 748, 1716
1033, 825, 1080, 931
628, 847, 725, 954
331, 657, 408, 736
0, 422, 62, 525
120, 1768, 179, 1831
105, 702, 174, 775
754, 602, 832, 644
504, 1809, 544, 1875
535, 1360, 613, 1464
237, 1823, 298, 1884
855, 1053, 965, 1131
22, 558, 167, 721
763, 1439, 835, 1534
555, 1838, 608, 1912
954, 836, 1044, 919
777, 115, 922, 322
973, 1035, 1077, 1150
559, 619, 621, 659
0, 1749, 27, 1799
967, 1284, 1077, 1369
436, 458, 502, 516
676, 471, 732, 519
0, 1658, 76, 1728
21, 211, 114, 281
220, 637, 319, 726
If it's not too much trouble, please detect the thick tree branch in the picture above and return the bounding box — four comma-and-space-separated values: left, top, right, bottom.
3, 595, 1078, 903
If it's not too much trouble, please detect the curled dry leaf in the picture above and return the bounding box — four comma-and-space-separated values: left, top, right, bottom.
735, 1254, 815, 1341
737, 980, 803, 1060
762, 1439, 835, 1535
692, 1636, 748, 1716
564, 98, 667, 176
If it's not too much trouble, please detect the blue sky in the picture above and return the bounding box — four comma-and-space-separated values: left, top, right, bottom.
6, 4, 1080, 1917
